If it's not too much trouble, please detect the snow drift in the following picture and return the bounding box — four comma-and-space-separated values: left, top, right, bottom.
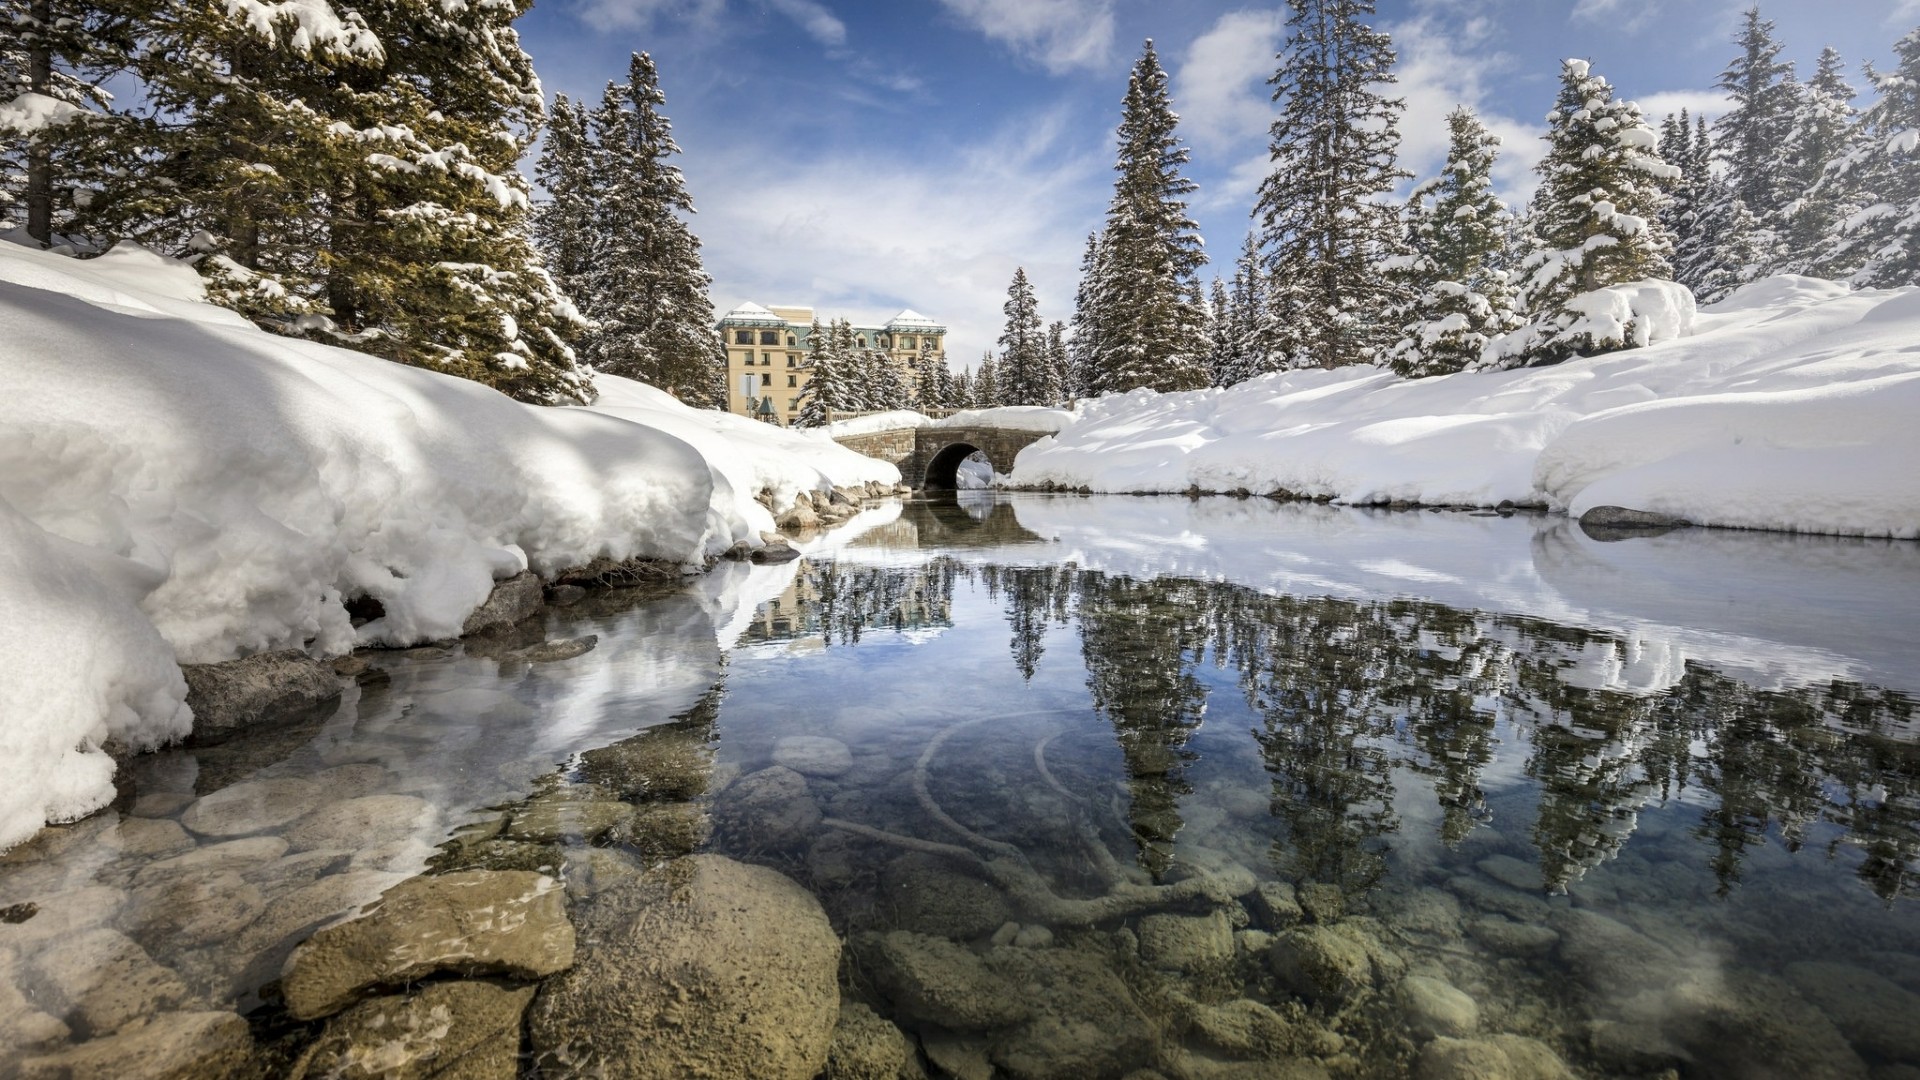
0, 240, 895, 851
1013, 276, 1920, 539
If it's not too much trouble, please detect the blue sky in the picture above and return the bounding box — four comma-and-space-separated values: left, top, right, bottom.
515, 0, 1911, 359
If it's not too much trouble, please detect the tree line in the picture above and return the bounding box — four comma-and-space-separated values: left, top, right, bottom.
1062, 3, 1920, 392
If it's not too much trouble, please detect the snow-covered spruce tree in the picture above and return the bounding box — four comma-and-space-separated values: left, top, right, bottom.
1256, 0, 1409, 368
532, 94, 596, 304
0, 0, 131, 246
1820, 31, 1920, 287
1385, 106, 1520, 378
910, 337, 942, 410
1205, 277, 1234, 387
1090, 40, 1209, 395
1657, 111, 1706, 274
1045, 321, 1069, 406
864, 347, 907, 410
1780, 47, 1858, 274
1682, 183, 1766, 304
830, 319, 871, 412
973, 353, 1000, 407
576, 53, 724, 405
109, 0, 384, 324
1493, 59, 1677, 367
793, 315, 838, 427
1223, 231, 1277, 384
996, 266, 1056, 405
1066, 230, 1107, 399
1713, 7, 1798, 234
949, 367, 972, 409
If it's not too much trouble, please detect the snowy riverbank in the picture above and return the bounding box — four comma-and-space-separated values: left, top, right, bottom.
1011, 276, 1920, 540
0, 241, 895, 850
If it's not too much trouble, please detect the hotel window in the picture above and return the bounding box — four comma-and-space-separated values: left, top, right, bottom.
787, 374, 797, 387
762, 352, 773, 365
736, 351, 752, 366
760, 372, 772, 386
786, 334, 797, 346
789, 398, 799, 410
734, 330, 752, 344
787, 355, 797, 366
900, 335, 916, 349
760, 330, 780, 345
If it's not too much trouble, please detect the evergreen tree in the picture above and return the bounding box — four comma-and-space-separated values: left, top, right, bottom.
1224, 231, 1277, 384
996, 266, 1055, 405
1256, 0, 1409, 368
1066, 230, 1107, 398
864, 347, 907, 410
531, 94, 597, 313
1204, 277, 1234, 386
1683, 186, 1767, 303
1657, 110, 1707, 270
829, 319, 869, 411
973, 353, 1000, 407
116, 0, 589, 403
576, 54, 724, 405
910, 337, 944, 411
1825, 28, 1920, 287
1386, 106, 1520, 377
793, 315, 838, 427
1781, 47, 1859, 273
950, 367, 972, 409
1089, 41, 1210, 394
1498, 59, 1676, 366
1045, 320, 1070, 406
0, 0, 130, 246
1714, 7, 1798, 225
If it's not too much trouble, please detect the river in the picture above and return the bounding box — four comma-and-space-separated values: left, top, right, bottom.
4, 493, 1917, 1078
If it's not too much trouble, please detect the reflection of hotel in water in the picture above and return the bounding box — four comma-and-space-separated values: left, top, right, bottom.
738, 563, 956, 648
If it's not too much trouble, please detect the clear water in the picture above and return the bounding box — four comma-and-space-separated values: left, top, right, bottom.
4, 493, 1918, 1078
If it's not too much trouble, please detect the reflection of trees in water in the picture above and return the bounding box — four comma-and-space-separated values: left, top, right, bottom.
786, 556, 1920, 903
1057, 572, 1919, 902
1071, 575, 1213, 876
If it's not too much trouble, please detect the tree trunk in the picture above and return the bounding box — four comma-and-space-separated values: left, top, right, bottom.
25, 0, 54, 247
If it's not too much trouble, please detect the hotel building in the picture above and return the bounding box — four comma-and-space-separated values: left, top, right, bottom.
716, 302, 947, 424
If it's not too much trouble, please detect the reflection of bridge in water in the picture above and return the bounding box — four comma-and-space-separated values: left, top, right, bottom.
831, 423, 1052, 489
847, 493, 1048, 551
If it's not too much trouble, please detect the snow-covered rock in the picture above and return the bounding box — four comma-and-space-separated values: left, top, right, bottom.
1012, 276, 1920, 539
0, 240, 898, 851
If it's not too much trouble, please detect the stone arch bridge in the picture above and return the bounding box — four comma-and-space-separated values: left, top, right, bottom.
832, 423, 1052, 489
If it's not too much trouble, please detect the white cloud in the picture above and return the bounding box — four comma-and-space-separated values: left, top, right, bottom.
1174, 9, 1285, 154
935, 0, 1117, 75
692, 107, 1106, 361
1634, 89, 1733, 125
1570, 0, 1661, 33
762, 0, 845, 47
572, 0, 843, 45
1387, 10, 1544, 206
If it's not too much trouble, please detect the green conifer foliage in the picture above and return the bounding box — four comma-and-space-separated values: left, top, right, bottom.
1256, 0, 1409, 368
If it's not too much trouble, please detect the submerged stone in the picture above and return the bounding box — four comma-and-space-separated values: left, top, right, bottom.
1268, 925, 1374, 1008
280, 870, 573, 1020
826, 1000, 914, 1080
530, 854, 840, 1080
1396, 975, 1479, 1039
879, 852, 1009, 940
13, 1010, 253, 1080
289, 978, 534, 1080
577, 725, 714, 802
859, 930, 1028, 1031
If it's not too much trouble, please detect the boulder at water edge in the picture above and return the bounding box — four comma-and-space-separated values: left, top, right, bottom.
528, 854, 841, 1080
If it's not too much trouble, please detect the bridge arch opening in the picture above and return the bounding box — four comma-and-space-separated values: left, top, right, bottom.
923, 442, 988, 490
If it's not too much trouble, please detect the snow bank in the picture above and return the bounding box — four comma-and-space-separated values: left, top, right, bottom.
0, 240, 893, 850
1013, 276, 1920, 538
583, 375, 900, 529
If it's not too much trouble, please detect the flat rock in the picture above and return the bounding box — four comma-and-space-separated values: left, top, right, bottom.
461, 571, 544, 636
1189, 998, 1303, 1058
1476, 855, 1542, 892
179, 777, 322, 838
1269, 925, 1374, 1008
510, 635, 597, 663
530, 854, 840, 1080
1396, 975, 1479, 1039
504, 792, 632, 844
858, 930, 1029, 1031
984, 945, 1156, 1080
1416, 1035, 1573, 1080
100, 816, 195, 858
0, 885, 125, 952
1468, 916, 1558, 956
1252, 882, 1304, 929
14, 1010, 253, 1080
1138, 910, 1234, 973
879, 853, 1009, 940
30, 927, 189, 1036
576, 724, 714, 801
1578, 505, 1691, 530
290, 978, 535, 1080
714, 765, 821, 851
124, 868, 267, 949
280, 870, 573, 1020
773, 736, 855, 778
182, 649, 341, 744
827, 1000, 914, 1080
1549, 909, 1677, 998
281, 794, 436, 853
